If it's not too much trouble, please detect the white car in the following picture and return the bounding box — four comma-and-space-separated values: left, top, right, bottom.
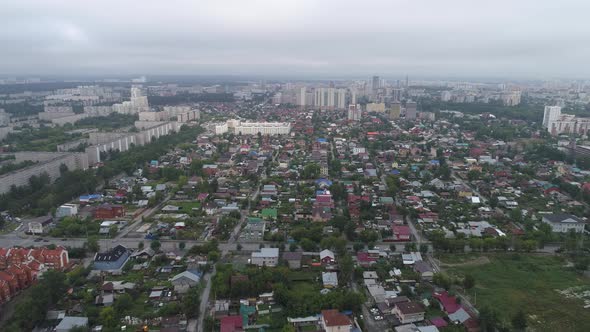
374, 316, 383, 321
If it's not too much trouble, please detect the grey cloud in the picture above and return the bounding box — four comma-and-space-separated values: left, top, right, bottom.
1, 0, 589, 79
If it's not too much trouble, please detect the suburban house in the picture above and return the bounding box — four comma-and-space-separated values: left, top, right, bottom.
251, 248, 279, 267
56, 204, 78, 219
320, 249, 336, 264
392, 225, 412, 241
93, 203, 126, 219
320, 309, 353, 332
55, 316, 88, 332
541, 214, 586, 233
393, 301, 426, 324
282, 251, 302, 269
322, 272, 338, 288
93, 245, 131, 271
414, 261, 434, 281
220, 315, 243, 332
433, 291, 461, 314
170, 270, 201, 293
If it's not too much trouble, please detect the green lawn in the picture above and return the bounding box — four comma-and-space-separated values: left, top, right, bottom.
171, 201, 201, 213
443, 254, 590, 331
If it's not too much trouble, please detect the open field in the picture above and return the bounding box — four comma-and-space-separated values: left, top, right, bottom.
442, 253, 590, 331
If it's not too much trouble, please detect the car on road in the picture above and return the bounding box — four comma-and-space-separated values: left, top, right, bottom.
34, 238, 43, 242
374, 316, 383, 321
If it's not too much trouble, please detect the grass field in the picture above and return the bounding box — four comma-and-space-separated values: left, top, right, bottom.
442, 253, 590, 331
171, 201, 201, 211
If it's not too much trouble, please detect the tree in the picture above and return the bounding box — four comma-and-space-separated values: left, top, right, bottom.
138, 241, 144, 250
108, 225, 118, 238
389, 244, 397, 252
419, 243, 429, 254
463, 274, 475, 290
289, 243, 298, 252
299, 238, 317, 251
114, 293, 133, 313
282, 325, 296, 332
479, 307, 500, 332
100, 306, 117, 329
467, 170, 481, 181
150, 240, 162, 251
400, 284, 412, 297
179, 242, 186, 250
433, 272, 452, 290
237, 244, 243, 251
404, 242, 417, 252
339, 254, 354, 284
182, 287, 201, 318
353, 242, 365, 252
86, 236, 100, 253
208, 251, 220, 262
511, 309, 527, 330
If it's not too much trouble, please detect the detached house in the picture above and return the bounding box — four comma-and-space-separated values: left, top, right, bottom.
542, 214, 586, 233
251, 248, 279, 267
321, 309, 353, 332
393, 301, 425, 324
93, 245, 131, 271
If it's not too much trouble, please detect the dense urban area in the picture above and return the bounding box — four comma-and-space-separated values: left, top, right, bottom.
1, 75, 590, 332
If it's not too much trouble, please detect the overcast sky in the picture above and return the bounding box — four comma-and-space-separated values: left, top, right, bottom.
1, 0, 590, 79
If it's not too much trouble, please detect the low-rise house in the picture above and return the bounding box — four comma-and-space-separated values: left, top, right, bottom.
251, 248, 279, 267
541, 214, 586, 233
93, 245, 131, 271
414, 261, 434, 281
393, 301, 425, 324
95, 293, 114, 306
320, 309, 353, 332
282, 251, 302, 269
433, 291, 460, 314
448, 307, 471, 324
320, 249, 335, 264
94, 203, 126, 219
56, 204, 78, 219
392, 225, 412, 241
356, 252, 376, 267
55, 316, 88, 332
170, 270, 201, 293
220, 315, 243, 332
322, 272, 338, 288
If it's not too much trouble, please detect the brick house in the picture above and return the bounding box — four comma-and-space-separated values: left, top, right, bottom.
0, 246, 70, 304
94, 203, 126, 219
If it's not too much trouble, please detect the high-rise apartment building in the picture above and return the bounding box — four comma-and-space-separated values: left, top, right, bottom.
314, 88, 346, 109
372, 76, 380, 92
297, 87, 306, 107
543, 106, 561, 129
347, 104, 361, 121
405, 101, 417, 119
441, 91, 452, 102
389, 102, 402, 119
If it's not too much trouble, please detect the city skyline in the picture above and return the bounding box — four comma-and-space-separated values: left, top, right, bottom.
2, 0, 590, 79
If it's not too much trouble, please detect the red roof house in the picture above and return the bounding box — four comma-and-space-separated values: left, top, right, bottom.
220, 315, 243, 332
392, 225, 412, 241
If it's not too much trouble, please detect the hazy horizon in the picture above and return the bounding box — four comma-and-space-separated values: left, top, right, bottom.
2, 0, 590, 80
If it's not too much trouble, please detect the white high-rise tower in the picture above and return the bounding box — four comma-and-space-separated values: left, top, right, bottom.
542, 106, 561, 129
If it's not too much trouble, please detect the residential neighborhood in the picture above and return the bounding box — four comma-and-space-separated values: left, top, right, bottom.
1, 75, 590, 332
